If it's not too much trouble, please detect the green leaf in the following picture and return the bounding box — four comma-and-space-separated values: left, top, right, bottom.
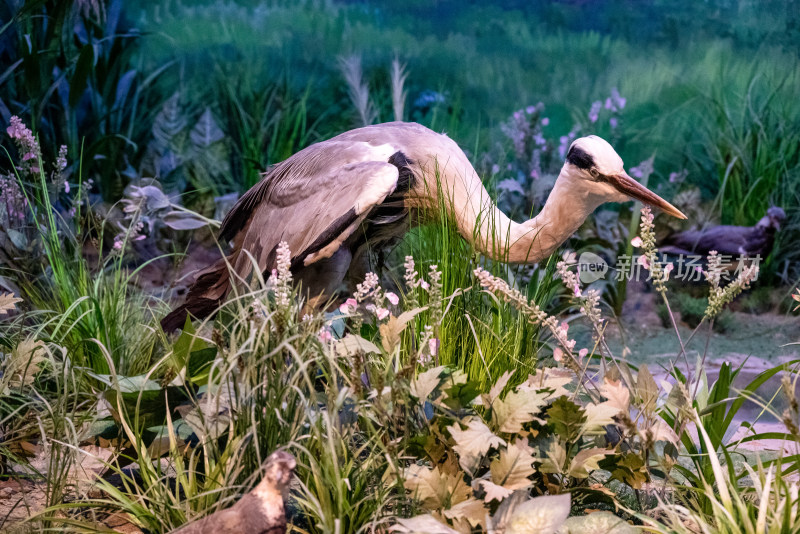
170, 316, 213, 378
547, 396, 586, 442
69, 44, 94, 108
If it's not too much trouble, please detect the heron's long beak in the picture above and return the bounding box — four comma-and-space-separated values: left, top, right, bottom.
606, 171, 687, 219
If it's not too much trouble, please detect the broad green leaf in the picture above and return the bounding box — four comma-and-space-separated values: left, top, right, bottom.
547, 396, 586, 442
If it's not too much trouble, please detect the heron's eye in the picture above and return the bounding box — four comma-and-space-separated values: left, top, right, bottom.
589, 168, 600, 180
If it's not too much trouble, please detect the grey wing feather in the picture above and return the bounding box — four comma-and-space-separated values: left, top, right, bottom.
225, 142, 400, 283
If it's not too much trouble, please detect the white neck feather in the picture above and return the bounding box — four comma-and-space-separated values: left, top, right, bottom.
417, 158, 602, 263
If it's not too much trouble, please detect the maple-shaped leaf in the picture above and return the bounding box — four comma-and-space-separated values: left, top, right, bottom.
491, 387, 549, 433
524, 368, 573, 399
505, 494, 570, 534
490, 442, 535, 492
602, 452, 648, 489
403, 463, 470, 511
447, 418, 506, 475
537, 440, 567, 475
0, 293, 21, 316
487, 370, 514, 404
379, 307, 427, 353
476, 479, 512, 503
647, 419, 679, 445
391, 514, 460, 534
600, 377, 630, 413
443, 497, 487, 528
568, 447, 613, 478
410, 366, 446, 404
582, 402, 620, 435
4, 337, 47, 388
547, 396, 586, 442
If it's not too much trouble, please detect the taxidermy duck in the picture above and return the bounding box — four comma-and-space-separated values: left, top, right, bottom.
659, 206, 785, 259
162, 122, 685, 331
171, 451, 295, 534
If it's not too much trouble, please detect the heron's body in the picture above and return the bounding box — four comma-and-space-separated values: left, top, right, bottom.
162, 122, 685, 331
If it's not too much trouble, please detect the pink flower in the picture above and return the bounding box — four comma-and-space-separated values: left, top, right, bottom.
526, 106, 536, 114
553, 347, 563, 362
541, 117, 550, 126
64, 181, 70, 194
664, 263, 674, 280
385, 292, 399, 306
113, 240, 123, 250
420, 280, 430, 291
578, 348, 588, 360
22, 152, 36, 161
609, 117, 618, 129
573, 283, 581, 297
560, 321, 569, 334
318, 328, 333, 342
631, 237, 643, 248
376, 307, 390, 320
637, 255, 650, 269
429, 338, 440, 356
339, 297, 358, 314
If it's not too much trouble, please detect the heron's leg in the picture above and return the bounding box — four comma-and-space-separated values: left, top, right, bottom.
295, 246, 353, 310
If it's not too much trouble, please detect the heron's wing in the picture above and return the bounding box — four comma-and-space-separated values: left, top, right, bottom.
222, 140, 400, 282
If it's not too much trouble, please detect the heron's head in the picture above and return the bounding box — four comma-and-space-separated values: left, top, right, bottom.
564, 136, 687, 219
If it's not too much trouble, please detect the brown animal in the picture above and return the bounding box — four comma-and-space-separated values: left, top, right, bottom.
162, 122, 685, 331
170, 451, 295, 534
659, 207, 785, 259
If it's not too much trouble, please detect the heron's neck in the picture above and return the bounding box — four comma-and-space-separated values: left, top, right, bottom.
433, 161, 600, 263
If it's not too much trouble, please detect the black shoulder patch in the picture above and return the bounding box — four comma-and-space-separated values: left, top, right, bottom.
566, 145, 594, 170
388, 151, 416, 192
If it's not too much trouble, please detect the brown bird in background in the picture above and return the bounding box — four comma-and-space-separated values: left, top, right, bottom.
170, 451, 296, 534
659, 206, 785, 259
162, 122, 686, 331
